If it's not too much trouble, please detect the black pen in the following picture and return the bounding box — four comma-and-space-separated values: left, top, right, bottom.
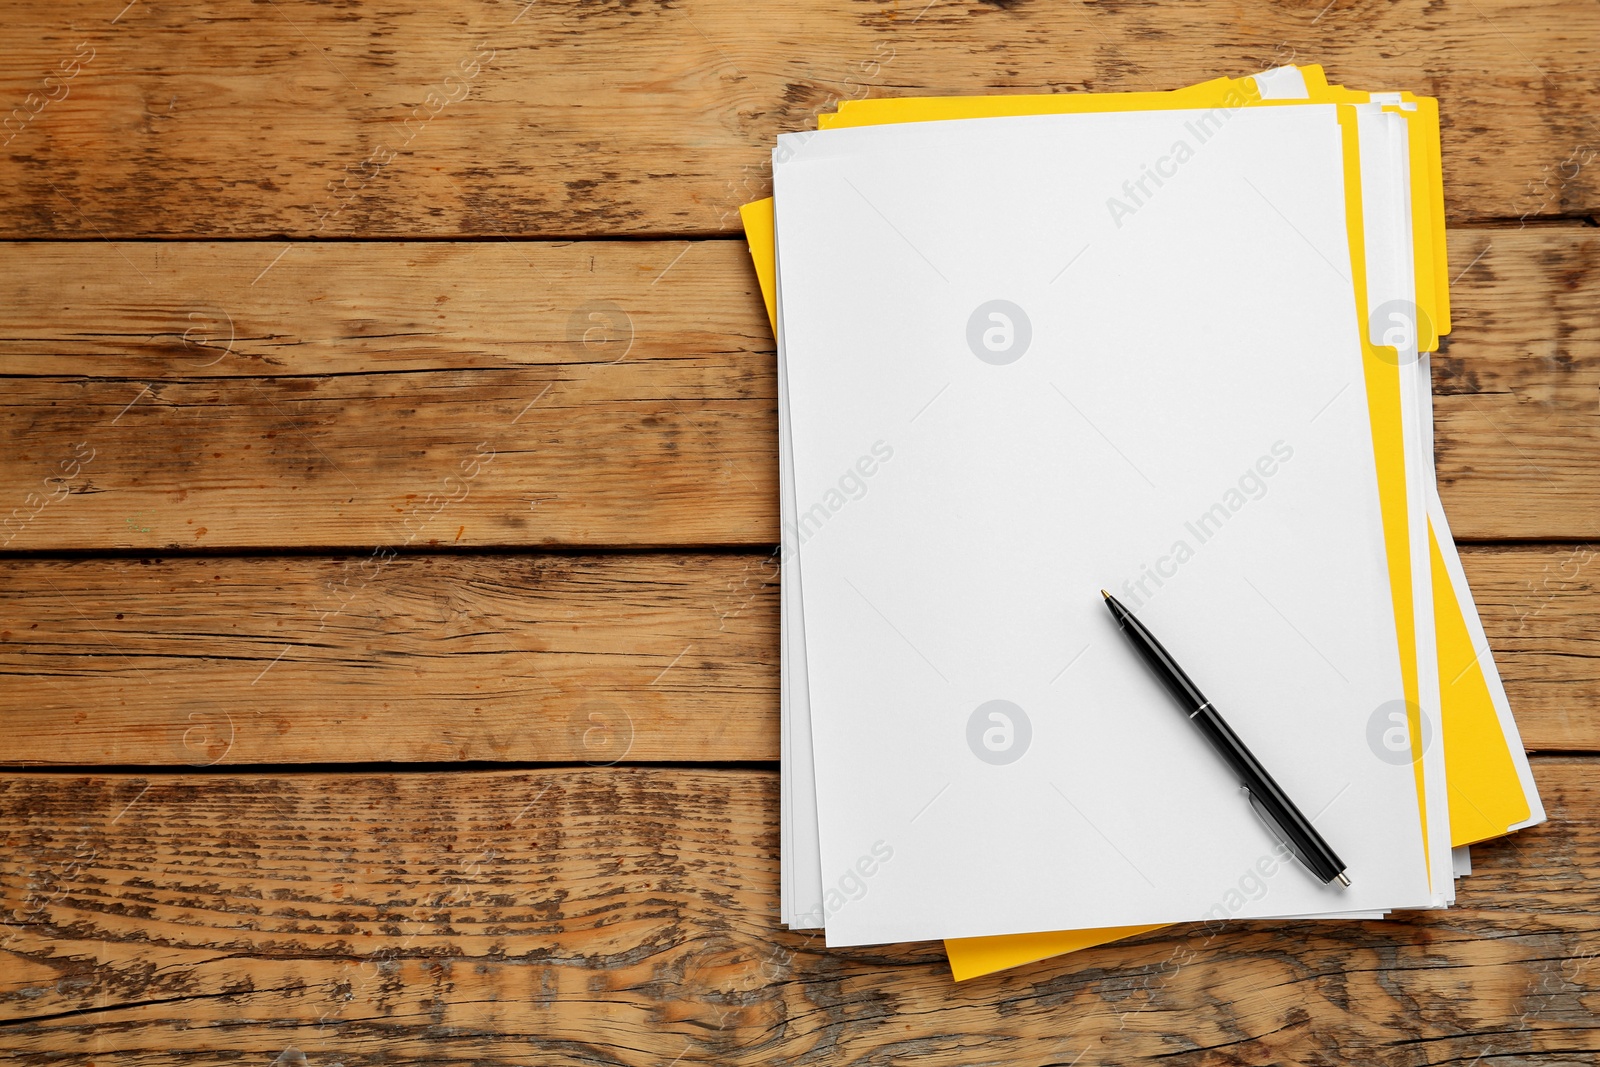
1101, 590, 1350, 887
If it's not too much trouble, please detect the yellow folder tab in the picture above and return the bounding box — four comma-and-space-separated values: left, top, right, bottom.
744, 70, 1531, 979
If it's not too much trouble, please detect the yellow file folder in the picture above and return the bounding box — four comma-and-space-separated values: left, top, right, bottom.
743, 68, 1533, 979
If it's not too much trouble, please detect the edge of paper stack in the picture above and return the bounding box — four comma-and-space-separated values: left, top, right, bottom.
740, 64, 1546, 980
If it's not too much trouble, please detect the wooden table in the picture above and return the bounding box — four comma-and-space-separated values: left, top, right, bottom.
2, 2, 1597, 1063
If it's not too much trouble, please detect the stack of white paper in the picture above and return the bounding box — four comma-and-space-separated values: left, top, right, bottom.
741, 66, 1545, 976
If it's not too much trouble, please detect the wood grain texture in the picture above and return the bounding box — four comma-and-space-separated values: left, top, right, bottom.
1, 0, 1598, 239
1, 2, 1593, 1063
1432, 229, 1600, 540
2, 228, 1597, 549
0, 545, 1592, 766
1, 760, 1597, 1065
0, 552, 778, 766
0, 239, 765, 377
0, 240, 776, 551
1469, 545, 1600, 753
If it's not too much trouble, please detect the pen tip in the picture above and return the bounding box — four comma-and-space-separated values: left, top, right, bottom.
1100, 589, 1111, 600
1335, 872, 1351, 888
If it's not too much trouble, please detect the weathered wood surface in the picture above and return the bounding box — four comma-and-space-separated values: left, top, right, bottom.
2, 0, 1599, 238
0, 544, 1591, 767
1, 760, 1596, 1065
0, 552, 779, 765
0, 239, 775, 551
1433, 229, 1600, 540
0, 239, 765, 378
2, 227, 1596, 549
1474, 546, 1600, 753
2, 2, 1595, 1062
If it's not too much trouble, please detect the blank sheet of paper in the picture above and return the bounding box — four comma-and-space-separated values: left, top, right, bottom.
774, 104, 1435, 946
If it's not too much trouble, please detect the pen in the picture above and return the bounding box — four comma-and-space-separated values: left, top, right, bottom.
1101, 590, 1351, 887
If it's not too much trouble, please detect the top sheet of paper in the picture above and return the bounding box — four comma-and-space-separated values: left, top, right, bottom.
773, 103, 1435, 946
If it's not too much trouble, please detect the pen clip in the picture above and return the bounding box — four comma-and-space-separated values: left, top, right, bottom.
1243, 786, 1315, 875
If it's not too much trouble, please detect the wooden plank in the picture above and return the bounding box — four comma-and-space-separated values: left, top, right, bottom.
0, 545, 1592, 767
0, 553, 778, 765
0, 240, 776, 552
0, 239, 767, 377
1465, 545, 1600, 753
1, 759, 1597, 1064
1432, 230, 1600, 540
1, 0, 1597, 238
1, 228, 1597, 549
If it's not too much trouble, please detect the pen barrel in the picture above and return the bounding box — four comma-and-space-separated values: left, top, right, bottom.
1106, 594, 1347, 884
1109, 603, 1208, 709
1189, 705, 1347, 883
